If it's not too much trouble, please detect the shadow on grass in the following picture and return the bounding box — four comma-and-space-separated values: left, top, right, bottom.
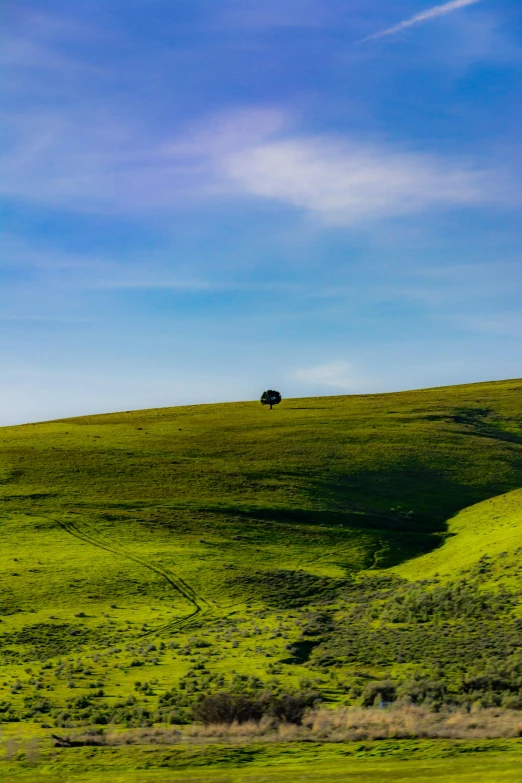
206, 505, 444, 570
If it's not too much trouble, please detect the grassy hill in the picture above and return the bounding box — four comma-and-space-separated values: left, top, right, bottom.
395, 487, 522, 583
1, 377, 522, 730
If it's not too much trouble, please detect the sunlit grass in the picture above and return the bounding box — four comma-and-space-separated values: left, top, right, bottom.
1, 378, 522, 778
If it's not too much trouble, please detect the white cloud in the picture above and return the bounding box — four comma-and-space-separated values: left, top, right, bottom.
0, 105, 510, 224
361, 0, 483, 43
219, 133, 495, 223
293, 361, 368, 390
1, 4, 513, 228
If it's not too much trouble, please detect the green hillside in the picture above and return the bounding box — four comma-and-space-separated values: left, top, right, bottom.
395, 488, 522, 583
1, 377, 522, 730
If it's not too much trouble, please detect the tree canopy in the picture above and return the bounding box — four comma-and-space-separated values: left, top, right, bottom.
261, 390, 282, 410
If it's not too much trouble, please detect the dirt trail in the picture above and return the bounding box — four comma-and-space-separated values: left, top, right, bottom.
55, 516, 211, 635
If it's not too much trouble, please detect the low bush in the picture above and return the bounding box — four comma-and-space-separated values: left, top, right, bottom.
380, 582, 513, 624
193, 690, 319, 725
361, 680, 397, 707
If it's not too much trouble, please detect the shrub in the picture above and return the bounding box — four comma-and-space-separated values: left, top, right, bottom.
361, 680, 397, 707
381, 582, 512, 624
397, 676, 450, 708
263, 692, 318, 724
194, 692, 262, 725
193, 690, 318, 726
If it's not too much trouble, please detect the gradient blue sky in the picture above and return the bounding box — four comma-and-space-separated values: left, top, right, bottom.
2, 0, 521, 424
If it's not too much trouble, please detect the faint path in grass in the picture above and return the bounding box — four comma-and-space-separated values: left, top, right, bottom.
370, 539, 391, 570
294, 535, 387, 573
54, 515, 212, 635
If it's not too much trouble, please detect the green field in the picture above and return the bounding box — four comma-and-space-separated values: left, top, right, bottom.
2, 738, 522, 782
1, 378, 522, 777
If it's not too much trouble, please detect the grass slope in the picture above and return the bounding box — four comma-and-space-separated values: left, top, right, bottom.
395, 487, 522, 582
0, 377, 522, 731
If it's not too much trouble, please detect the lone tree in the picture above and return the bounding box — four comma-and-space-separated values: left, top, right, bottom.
261, 390, 282, 410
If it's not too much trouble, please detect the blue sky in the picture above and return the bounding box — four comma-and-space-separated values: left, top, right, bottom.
1, 0, 521, 424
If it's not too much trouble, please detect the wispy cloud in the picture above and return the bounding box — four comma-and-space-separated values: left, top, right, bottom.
90, 277, 217, 291
1, 8, 513, 226
0, 105, 509, 224
1, 9, 105, 75
0, 233, 224, 293
360, 0, 484, 43
219, 129, 498, 224
450, 312, 522, 337
1, 234, 103, 271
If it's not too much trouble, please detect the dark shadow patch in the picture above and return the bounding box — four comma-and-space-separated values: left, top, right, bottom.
450, 407, 522, 445
281, 639, 320, 664
0, 469, 23, 485
0, 493, 59, 501
229, 569, 348, 609
207, 506, 418, 533
207, 504, 447, 571
0, 622, 91, 656
452, 407, 493, 424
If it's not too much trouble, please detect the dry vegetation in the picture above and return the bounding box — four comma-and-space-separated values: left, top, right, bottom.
53, 705, 522, 747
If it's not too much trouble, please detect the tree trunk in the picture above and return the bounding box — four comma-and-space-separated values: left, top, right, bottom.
269, 403, 273, 410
